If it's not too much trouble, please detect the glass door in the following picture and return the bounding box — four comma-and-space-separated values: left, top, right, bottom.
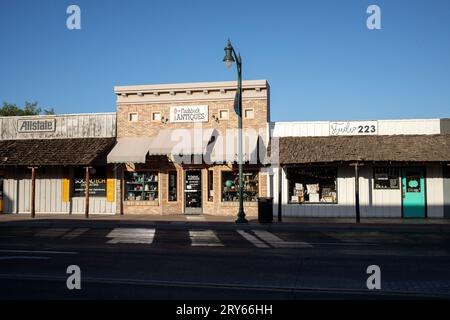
184, 170, 202, 214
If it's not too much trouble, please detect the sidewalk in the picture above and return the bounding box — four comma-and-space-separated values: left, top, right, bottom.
1, 213, 450, 231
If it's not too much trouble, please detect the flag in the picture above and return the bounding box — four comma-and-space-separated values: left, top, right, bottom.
233, 91, 241, 116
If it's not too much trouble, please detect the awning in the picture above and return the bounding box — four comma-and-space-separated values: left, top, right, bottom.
107, 137, 153, 164
0, 138, 116, 166
211, 130, 260, 163
275, 134, 450, 165
148, 128, 217, 156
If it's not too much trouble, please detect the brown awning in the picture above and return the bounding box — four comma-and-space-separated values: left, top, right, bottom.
275, 134, 450, 164
0, 138, 116, 166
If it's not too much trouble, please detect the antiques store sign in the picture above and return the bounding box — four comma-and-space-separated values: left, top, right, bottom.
170, 105, 208, 123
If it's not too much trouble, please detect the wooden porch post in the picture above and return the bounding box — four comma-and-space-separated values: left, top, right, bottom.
120, 166, 124, 215
277, 167, 282, 222
85, 166, 90, 218
30, 167, 37, 218
351, 162, 363, 223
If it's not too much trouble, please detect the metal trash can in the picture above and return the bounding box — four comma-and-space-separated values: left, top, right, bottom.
257, 197, 273, 223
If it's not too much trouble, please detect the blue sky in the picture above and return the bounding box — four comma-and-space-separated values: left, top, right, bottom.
0, 0, 449, 121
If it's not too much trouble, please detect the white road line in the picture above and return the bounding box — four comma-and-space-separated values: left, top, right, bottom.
252, 230, 313, 248
0, 256, 51, 260
189, 230, 223, 247
35, 228, 70, 238
62, 228, 89, 240
106, 228, 155, 244
0, 249, 77, 255
236, 230, 270, 248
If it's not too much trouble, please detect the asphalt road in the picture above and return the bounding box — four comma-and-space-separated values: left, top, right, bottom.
0, 222, 449, 299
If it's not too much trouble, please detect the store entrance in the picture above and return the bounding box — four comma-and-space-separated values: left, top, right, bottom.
185, 170, 202, 214
402, 167, 426, 218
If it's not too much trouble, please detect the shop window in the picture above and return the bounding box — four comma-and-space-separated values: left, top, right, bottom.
208, 170, 214, 201
219, 109, 229, 120
152, 112, 161, 122
73, 166, 107, 197
287, 167, 337, 204
124, 171, 158, 201
374, 167, 399, 189
129, 112, 138, 122
168, 171, 177, 201
222, 171, 258, 202
244, 108, 254, 119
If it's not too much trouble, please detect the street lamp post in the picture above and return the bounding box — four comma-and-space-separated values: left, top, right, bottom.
223, 39, 248, 224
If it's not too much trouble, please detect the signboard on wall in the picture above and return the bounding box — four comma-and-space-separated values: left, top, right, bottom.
170, 105, 208, 123
17, 119, 56, 133
73, 167, 107, 197
329, 121, 378, 136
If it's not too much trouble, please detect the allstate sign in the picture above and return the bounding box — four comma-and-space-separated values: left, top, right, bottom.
17, 119, 56, 133
170, 105, 208, 123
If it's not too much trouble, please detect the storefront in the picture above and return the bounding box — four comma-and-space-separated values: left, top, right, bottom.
1, 82, 449, 219
0, 113, 117, 214
107, 80, 270, 216
269, 119, 450, 218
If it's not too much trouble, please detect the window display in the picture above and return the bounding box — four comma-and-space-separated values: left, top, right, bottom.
374, 167, 399, 189
168, 171, 177, 201
287, 167, 337, 204
208, 170, 214, 202
124, 171, 158, 201
222, 171, 258, 202
73, 166, 106, 197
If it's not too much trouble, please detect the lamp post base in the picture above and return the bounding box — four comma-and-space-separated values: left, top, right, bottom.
235, 211, 248, 224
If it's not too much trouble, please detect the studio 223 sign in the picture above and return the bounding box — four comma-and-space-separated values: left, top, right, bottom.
329, 121, 378, 136
170, 105, 209, 123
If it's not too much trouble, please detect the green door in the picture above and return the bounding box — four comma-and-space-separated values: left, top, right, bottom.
402, 167, 426, 218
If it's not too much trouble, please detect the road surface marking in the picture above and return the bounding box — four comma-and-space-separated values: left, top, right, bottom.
0, 249, 77, 255
236, 230, 270, 248
106, 228, 155, 244
252, 230, 313, 248
62, 228, 89, 240
0, 256, 51, 260
189, 230, 223, 247
35, 228, 70, 238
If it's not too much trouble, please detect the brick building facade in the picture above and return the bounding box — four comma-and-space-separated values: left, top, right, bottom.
108, 80, 270, 216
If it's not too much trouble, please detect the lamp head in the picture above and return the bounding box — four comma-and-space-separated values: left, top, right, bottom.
223, 39, 235, 69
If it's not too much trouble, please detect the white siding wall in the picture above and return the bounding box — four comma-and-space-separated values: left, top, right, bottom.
359, 167, 402, 218
271, 118, 444, 137
3, 168, 115, 214
272, 165, 446, 218
272, 166, 356, 218
0, 113, 116, 140
378, 119, 441, 135
426, 163, 444, 218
